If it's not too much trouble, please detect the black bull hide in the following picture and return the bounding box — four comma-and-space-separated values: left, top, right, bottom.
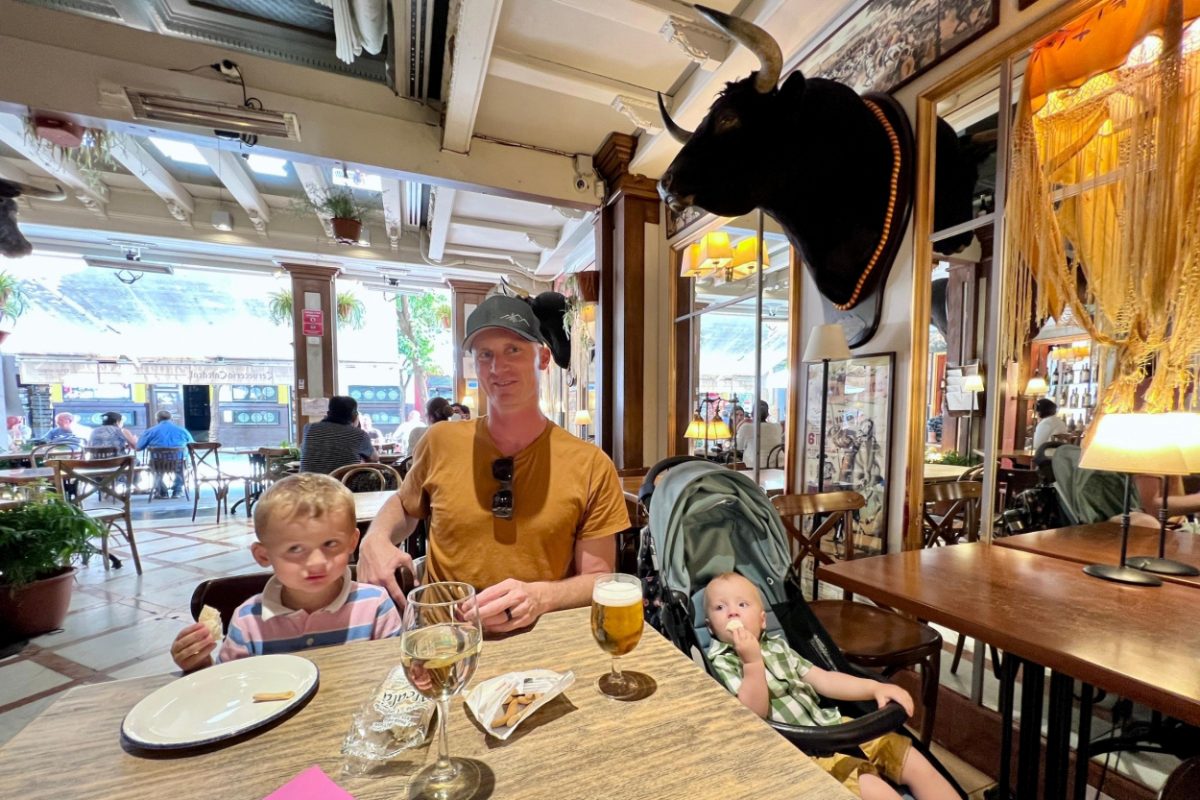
0, 179, 66, 258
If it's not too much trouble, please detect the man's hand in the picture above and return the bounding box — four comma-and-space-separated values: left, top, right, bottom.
171, 623, 216, 673
465, 579, 546, 633
356, 532, 415, 607
729, 625, 763, 665
872, 682, 914, 717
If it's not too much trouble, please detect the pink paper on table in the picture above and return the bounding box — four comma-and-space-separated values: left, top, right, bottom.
263, 766, 354, 800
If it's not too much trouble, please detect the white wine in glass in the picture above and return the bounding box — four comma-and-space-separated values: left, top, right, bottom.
591, 573, 644, 700
400, 582, 482, 800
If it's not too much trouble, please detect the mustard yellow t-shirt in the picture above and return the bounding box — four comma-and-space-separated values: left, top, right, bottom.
399, 418, 630, 590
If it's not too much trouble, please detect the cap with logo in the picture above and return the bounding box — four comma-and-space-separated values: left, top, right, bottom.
463, 294, 544, 350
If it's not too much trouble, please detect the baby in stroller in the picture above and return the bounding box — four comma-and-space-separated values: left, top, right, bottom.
705, 572, 958, 800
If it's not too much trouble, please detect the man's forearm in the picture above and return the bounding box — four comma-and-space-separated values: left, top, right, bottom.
529, 572, 601, 614
363, 494, 418, 545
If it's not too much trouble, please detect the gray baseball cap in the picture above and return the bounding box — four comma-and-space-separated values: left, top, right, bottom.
463, 295, 544, 350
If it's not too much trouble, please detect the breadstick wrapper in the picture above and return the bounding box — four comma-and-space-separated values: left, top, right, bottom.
465, 669, 575, 741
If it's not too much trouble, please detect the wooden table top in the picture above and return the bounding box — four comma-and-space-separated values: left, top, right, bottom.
354, 490, 393, 523
997, 523, 1200, 589
0, 466, 56, 484
818, 544, 1200, 725
922, 463, 969, 483
0, 607, 850, 800
620, 467, 786, 503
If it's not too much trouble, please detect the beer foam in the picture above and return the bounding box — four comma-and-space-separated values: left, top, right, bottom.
592, 580, 642, 606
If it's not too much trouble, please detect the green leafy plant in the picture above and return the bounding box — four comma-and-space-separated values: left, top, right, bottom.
396, 291, 452, 410
927, 450, 978, 467
265, 288, 365, 330
0, 272, 27, 324
267, 288, 293, 327
0, 491, 100, 588
292, 186, 361, 221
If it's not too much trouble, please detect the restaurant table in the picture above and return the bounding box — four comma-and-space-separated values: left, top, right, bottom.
0, 466, 56, 485
819, 544, 1200, 800
996, 522, 1200, 589
354, 490, 393, 523
0, 450, 35, 466
922, 463, 969, 483
0, 607, 852, 800
996, 449, 1035, 465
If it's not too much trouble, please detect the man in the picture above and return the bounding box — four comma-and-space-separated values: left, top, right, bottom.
736, 400, 784, 469
44, 412, 84, 445
136, 410, 194, 498
358, 294, 630, 633
1031, 398, 1068, 449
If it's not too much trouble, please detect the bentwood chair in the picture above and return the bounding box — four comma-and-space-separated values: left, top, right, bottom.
147, 447, 189, 503
83, 445, 119, 460
922, 480, 983, 547
772, 490, 942, 745
330, 462, 402, 493
187, 442, 231, 523
31, 443, 79, 467
54, 456, 141, 575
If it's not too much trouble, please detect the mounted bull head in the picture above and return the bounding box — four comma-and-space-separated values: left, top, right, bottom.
1, 179, 65, 258
658, 6, 915, 346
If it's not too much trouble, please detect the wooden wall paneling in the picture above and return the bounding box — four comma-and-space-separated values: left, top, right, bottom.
448, 279, 495, 419
281, 262, 340, 444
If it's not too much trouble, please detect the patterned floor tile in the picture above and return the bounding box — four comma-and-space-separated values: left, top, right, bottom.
31, 602, 151, 650
0, 661, 72, 706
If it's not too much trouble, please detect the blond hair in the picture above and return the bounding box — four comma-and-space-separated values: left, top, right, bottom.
253, 473, 356, 539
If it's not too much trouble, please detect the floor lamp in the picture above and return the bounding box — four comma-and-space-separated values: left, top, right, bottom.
574, 408, 592, 441
1078, 413, 1162, 586
1125, 411, 1200, 576
803, 324, 851, 492
962, 372, 985, 465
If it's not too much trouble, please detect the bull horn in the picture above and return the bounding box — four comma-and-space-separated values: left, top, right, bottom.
657, 93, 692, 144
695, 5, 782, 93
0, 179, 66, 201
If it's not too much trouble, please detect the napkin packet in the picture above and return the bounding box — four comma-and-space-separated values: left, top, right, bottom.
340, 665, 434, 775
465, 668, 574, 741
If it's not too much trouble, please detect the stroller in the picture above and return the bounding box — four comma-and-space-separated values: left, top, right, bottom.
637, 457, 966, 796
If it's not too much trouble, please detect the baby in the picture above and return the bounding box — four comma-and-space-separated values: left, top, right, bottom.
171, 473, 401, 671
704, 572, 957, 800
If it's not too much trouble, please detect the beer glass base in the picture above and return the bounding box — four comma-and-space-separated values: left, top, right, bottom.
407, 757, 481, 800
597, 671, 653, 701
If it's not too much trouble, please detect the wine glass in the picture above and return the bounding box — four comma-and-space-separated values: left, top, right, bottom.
590, 573, 644, 700
400, 582, 482, 800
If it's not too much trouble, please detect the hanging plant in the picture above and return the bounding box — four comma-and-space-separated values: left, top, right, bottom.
265, 289, 365, 330
266, 289, 292, 327
291, 185, 364, 244
23, 118, 114, 194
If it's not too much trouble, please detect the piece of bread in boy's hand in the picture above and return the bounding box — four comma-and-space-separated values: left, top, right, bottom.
198, 605, 223, 642
725, 619, 744, 632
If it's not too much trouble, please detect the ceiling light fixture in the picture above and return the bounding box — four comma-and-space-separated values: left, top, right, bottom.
125, 89, 302, 141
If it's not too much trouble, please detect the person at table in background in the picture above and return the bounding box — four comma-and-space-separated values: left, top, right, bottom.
1031, 398, 1068, 449
136, 410, 194, 498
298, 395, 376, 474
357, 412, 383, 444
87, 411, 138, 453
407, 396, 454, 453
43, 412, 85, 446
358, 293, 630, 634
5, 415, 30, 446
705, 572, 957, 800
169, 474, 401, 671
736, 400, 784, 469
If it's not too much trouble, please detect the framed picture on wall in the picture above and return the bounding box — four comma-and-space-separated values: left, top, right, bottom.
796, 0, 1000, 94
802, 352, 895, 556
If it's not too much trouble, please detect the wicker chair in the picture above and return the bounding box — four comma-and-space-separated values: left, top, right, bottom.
330, 462, 402, 493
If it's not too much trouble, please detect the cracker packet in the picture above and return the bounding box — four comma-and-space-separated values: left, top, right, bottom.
465, 669, 574, 741
341, 665, 435, 775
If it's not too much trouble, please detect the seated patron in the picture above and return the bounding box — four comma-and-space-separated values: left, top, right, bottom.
136, 410, 194, 498
358, 294, 630, 634
44, 412, 84, 445
299, 396, 376, 474
1032, 398, 1068, 449
87, 411, 138, 453
736, 400, 784, 469
407, 397, 454, 453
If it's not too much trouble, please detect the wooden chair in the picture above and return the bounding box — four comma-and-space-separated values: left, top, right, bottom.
922, 480, 983, 547
82, 445, 119, 460
54, 455, 141, 575
187, 442, 231, 523
146, 447, 189, 503
31, 443, 78, 467
330, 462, 402, 493
773, 491, 943, 745
766, 443, 784, 469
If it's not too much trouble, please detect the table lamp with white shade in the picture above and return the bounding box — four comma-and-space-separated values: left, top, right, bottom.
1077, 413, 1163, 586
962, 371, 985, 465
803, 324, 851, 492
1123, 411, 1200, 576
574, 408, 592, 440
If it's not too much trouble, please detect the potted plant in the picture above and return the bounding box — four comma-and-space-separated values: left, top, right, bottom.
295, 186, 363, 244
265, 289, 366, 330
0, 272, 27, 343
0, 490, 101, 638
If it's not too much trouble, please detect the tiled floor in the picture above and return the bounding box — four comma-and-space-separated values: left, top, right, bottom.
0, 514, 261, 746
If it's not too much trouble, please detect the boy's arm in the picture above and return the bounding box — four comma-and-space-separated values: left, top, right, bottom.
373, 594, 403, 639
803, 666, 914, 716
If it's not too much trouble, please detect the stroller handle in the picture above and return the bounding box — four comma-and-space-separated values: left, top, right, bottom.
769, 701, 910, 754
639, 455, 711, 510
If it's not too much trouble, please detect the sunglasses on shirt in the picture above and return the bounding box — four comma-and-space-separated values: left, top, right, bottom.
492, 457, 514, 519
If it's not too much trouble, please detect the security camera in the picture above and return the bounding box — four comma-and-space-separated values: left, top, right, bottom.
574, 176, 590, 192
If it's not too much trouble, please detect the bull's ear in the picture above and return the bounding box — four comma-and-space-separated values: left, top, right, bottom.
531, 291, 571, 370
780, 71, 806, 100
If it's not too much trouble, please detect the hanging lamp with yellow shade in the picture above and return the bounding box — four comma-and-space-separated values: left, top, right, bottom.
680, 231, 734, 278
715, 235, 770, 285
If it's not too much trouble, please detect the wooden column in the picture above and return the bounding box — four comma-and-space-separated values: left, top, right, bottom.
280, 263, 340, 444
448, 279, 496, 418
593, 132, 661, 469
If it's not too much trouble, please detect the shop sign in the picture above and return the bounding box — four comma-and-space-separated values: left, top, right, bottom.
302, 309, 324, 336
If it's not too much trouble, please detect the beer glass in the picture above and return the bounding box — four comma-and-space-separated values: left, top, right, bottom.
400, 582, 482, 800
590, 573, 644, 700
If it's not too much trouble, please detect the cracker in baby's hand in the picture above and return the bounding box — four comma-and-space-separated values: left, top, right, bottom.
725, 619, 745, 632
198, 604, 223, 642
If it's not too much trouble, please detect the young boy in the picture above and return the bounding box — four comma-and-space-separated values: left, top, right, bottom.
171, 474, 401, 671
704, 572, 958, 800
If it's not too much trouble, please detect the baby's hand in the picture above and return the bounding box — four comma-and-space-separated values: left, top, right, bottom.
171, 622, 216, 673
872, 682, 914, 717
729, 624, 762, 664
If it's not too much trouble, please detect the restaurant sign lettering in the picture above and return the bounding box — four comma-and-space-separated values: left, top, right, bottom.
17, 358, 295, 386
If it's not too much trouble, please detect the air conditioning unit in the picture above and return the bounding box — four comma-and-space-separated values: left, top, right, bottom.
124, 90, 301, 141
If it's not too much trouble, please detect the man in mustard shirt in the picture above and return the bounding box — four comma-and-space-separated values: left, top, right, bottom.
358, 294, 630, 633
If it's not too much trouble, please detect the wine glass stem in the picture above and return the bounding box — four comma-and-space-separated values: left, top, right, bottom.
433, 697, 453, 776
611, 656, 622, 682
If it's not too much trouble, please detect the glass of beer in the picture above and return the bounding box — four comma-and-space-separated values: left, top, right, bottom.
591, 573, 644, 700
400, 582, 482, 800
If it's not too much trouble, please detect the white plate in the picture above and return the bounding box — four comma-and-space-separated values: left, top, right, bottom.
120, 655, 319, 749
